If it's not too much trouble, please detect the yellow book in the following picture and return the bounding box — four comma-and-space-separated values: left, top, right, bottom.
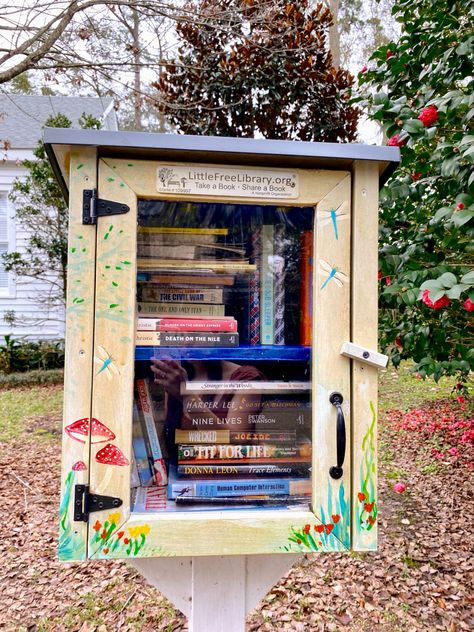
137, 259, 256, 272
138, 227, 229, 235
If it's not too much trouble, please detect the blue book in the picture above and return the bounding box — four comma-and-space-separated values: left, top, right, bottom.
167, 465, 310, 499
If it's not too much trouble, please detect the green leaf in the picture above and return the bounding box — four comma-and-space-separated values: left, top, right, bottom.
420, 279, 443, 291
460, 271, 474, 284
438, 272, 457, 288
453, 209, 474, 226
403, 119, 425, 134
446, 285, 463, 299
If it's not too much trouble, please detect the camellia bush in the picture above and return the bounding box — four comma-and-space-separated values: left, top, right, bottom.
358, 0, 474, 385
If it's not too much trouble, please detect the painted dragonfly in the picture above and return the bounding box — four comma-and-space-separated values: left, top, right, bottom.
316, 202, 349, 240
94, 345, 120, 378
318, 259, 349, 290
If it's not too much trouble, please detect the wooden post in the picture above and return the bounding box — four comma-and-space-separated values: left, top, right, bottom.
131, 554, 301, 631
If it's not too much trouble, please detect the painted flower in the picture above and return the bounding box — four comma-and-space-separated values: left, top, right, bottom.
128, 524, 151, 539
387, 134, 407, 147
117, 531, 124, 539
332, 514, 341, 524
421, 289, 450, 310
314, 524, 324, 533
107, 512, 121, 525
93, 520, 102, 532
364, 502, 375, 513
103, 548, 109, 555
393, 482, 406, 493
357, 492, 366, 502
100, 529, 108, 539
463, 298, 474, 313
303, 524, 311, 535
325, 524, 334, 535
418, 104, 438, 127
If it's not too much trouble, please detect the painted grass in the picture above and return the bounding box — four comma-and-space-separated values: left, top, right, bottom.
0, 385, 63, 442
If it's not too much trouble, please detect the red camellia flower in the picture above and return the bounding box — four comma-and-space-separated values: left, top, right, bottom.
457, 202, 465, 210
418, 104, 438, 127
386, 50, 395, 59
360, 65, 368, 74
421, 289, 450, 310
463, 298, 474, 312
411, 172, 422, 181
387, 133, 407, 147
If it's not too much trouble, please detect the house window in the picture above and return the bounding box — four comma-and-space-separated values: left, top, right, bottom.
0, 191, 10, 294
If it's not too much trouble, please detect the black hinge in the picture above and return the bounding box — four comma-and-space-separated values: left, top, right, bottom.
74, 484, 123, 522
82, 189, 130, 225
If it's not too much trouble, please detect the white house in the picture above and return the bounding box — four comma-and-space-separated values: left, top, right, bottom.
0, 94, 118, 341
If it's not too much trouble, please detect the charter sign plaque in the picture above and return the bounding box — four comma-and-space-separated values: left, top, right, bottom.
156, 165, 299, 199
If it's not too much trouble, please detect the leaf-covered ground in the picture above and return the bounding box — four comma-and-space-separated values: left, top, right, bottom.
0, 369, 473, 631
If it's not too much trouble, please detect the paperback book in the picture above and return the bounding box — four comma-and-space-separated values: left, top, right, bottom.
136, 331, 239, 347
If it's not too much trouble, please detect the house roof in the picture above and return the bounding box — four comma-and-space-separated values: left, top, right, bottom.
0, 94, 118, 149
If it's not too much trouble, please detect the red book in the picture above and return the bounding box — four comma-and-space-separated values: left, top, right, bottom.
137, 317, 238, 332
299, 231, 313, 346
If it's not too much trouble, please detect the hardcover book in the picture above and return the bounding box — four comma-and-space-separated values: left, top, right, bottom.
141, 287, 224, 304
136, 331, 239, 347
176, 462, 311, 477
174, 429, 298, 444
137, 317, 237, 332
137, 302, 226, 317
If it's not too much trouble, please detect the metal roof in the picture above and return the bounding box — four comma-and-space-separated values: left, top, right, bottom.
44, 128, 400, 201
0, 94, 118, 149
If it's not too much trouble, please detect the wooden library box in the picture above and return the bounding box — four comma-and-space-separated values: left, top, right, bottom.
44, 130, 399, 560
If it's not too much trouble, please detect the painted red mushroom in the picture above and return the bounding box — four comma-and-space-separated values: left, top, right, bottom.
65, 417, 115, 444
72, 460, 87, 471
95, 443, 129, 466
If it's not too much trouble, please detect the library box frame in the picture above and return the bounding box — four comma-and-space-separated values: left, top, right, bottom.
45, 130, 399, 561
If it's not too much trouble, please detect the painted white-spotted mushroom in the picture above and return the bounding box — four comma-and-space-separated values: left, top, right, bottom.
64, 417, 115, 444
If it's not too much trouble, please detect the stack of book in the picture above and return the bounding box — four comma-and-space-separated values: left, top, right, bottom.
135, 227, 256, 347
167, 380, 312, 507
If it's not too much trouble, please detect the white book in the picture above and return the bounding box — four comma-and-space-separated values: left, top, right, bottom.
181, 381, 311, 394
261, 224, 274, 344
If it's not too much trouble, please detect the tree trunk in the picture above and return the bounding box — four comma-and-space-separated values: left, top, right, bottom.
327, 0, 341, 68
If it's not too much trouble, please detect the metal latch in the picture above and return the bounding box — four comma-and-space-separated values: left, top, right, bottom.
74, 484, 123, 522
340, 342, 388, 369
82, 189, 130, 225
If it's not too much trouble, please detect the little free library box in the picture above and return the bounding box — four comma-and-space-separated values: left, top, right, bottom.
44, 130, 399, 561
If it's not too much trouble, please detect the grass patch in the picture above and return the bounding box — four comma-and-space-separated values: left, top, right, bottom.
0, 385, 62, 441
379, 362, 455, 412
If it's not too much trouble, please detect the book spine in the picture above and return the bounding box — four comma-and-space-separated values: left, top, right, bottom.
174, 429, 298, 444
139, 227, 229, 235
138, 302, 226, 317
137, 317, 237, 332
136, 332, 239, 347
149, 274, 235, 286
178, 444, 305, 460
249, 226, 261, 345
181, 381, 310, 394
174, 496, 310, 506
132, 402, 155, 487
135, 379, 168, 485
260, 224, 274, 344
273, 224, 286, 345
176, 462, 311, 477
169, 478, 312, 498
138, 259, 255, 272
141, 287, 224, 304
300, 230, 313, 346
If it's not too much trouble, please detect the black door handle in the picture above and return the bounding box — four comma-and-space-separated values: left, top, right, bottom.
329, 392, 346, 480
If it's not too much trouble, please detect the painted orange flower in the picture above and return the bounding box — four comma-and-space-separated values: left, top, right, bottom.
357, 492, 366, 502
314, 524, 324, 533
123, 538, 130, 545
303, 524, 311, 534
364, 502, 374, 513
332, 514, 341, 523
100, 529, 108, 539
103, 548, 109, 554
93, 520, 102, 531
117, 531, 124, 539
325, 524, 334, 535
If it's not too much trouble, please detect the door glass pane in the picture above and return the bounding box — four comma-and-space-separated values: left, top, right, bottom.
131, 199, 314, 513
